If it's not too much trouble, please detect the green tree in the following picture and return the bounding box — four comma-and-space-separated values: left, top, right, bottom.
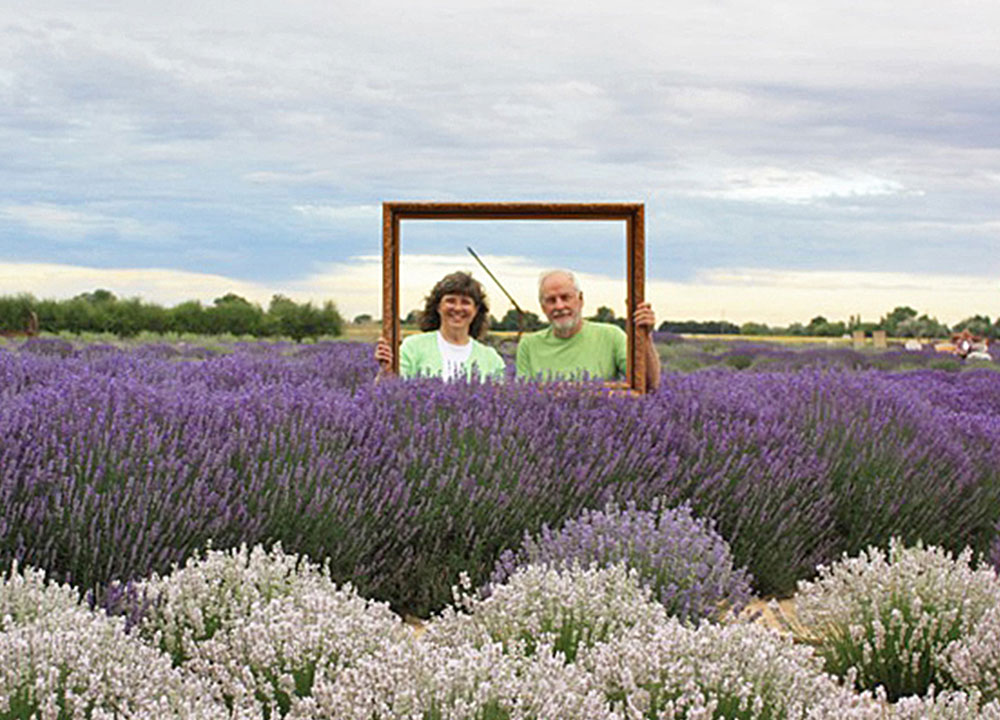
491, 308, 544, 331
0, 293, 36, 332
106, 297, 145, 338
170, 300, 208, 334
953, 315, 991, 338
65, 289, 121, 333
55, 297, 101, 333
34, 298, 62, 333
897, 314, 950, 339
265, 295, 342, 341
206, 294, 264, 336
588, 306, 625, 328
658, 319, 740, 335
740, 321, 771, 335
136, 301, 171, 335
878, 306, 918, 336
318, 300, 345, 337
806, 316, 846, 337
806, 316, 828, 335
76, 288, 117, 305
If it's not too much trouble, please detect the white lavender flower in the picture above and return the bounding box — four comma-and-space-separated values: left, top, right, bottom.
890, 688, 1000, 719
181, 565, 409, 717
940, 604, 1000, 702
796, 538, 1000, 701
290, 636, 618, 720
0, 604, 232, 719
425, 562, 667, 662
135, 542, 337, 664
1, 559, 82, 630
582, 619, 880, 719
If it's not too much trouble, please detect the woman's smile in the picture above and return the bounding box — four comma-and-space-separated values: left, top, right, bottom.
438, 294, 476, 330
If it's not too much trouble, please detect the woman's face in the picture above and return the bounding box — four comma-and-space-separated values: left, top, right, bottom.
437, 293, 477, 334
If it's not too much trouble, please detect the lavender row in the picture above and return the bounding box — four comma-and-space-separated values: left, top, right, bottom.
8, 542, 1000, 717
2, 341, 999, 613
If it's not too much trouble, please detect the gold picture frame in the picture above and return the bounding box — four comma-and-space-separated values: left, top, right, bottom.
382, 201, 647, 393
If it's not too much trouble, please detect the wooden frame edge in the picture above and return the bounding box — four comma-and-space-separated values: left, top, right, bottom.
381, 201, 647, 393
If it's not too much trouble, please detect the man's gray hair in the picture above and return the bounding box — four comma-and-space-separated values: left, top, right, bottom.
538, 269, 582, 301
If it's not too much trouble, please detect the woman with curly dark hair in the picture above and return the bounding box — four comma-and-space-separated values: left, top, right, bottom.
375, 271, 505, 381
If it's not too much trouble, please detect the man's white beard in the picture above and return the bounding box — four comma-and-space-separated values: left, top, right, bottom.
552, 313, 579, 334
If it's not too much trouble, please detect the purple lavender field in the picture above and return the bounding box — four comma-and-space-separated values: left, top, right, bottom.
2, 338, 1000, 615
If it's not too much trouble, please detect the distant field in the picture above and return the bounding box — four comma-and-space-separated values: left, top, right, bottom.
672, 333, 960, 347
344, 323, 929, 347
678, 333, 854, 345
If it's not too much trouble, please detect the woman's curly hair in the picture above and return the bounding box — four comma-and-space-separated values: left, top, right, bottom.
419, 271, 491, 339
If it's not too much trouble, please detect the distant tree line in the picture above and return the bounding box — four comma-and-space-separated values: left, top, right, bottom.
661, 306, 1000, 339
490, 306, 625, 332
0, 290, 343, 341
659, 319, 741, 335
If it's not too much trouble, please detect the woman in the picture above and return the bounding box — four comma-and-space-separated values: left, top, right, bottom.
375, 271, 506, 381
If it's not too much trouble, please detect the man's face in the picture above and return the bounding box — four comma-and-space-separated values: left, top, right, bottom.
539, 273, 583, 334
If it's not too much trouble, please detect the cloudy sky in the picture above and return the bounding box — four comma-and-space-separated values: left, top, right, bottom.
1, 0, 998, 325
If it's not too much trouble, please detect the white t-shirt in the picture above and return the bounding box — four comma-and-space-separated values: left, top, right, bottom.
437, 331, 473, 381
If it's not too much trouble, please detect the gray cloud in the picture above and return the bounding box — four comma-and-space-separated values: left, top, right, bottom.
0, 0, 998, 319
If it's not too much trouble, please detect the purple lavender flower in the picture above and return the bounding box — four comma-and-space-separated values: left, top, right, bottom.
490, 500, 752, 623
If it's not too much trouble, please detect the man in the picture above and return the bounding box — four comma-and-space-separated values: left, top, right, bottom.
515, 269, 661, 392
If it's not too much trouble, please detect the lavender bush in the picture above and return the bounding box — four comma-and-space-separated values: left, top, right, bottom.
0, 602, 230, 719
427, 563, 667, 663
292, 637, 617, 720
2, 342, 1000, 613
582, 620, 884, 720
136, 543, 351, 665
490, 500, 752, 623
13, 548, 1000, 718
990, 522, 1000, 574
1, 560, 81, 629
136, 543, 408, 718
941, 605, 1000, 703
17, 336, 75, 358
796, 539, 1000, 701
186, 582, 407, 718
891, 690, 1000, 719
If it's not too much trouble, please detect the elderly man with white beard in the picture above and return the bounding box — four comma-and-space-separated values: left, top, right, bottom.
515, 269, 661, 392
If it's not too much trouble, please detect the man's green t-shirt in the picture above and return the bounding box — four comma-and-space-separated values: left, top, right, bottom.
515, 321, 627, 380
